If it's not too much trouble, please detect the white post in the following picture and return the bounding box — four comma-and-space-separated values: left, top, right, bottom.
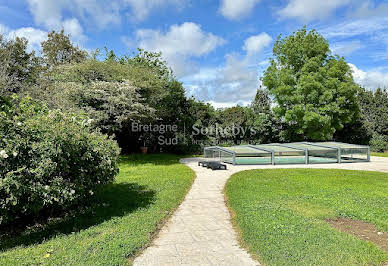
367, 147, 370, 162
338, 148, 341, 163
305, 149, 309, 164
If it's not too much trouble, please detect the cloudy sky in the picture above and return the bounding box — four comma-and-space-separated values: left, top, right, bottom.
1, 0, 388, 108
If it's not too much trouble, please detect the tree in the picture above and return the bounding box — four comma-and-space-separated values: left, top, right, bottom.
262, 27, 360, 141
41, 30, 87, 66
248, 88, 282, 143
336, 87, 388, 146
251, 88, 271, 114
0, 35, 39, 94
216, 106, 249, 144
373, 88, 388, 135
123, 48, 172, 80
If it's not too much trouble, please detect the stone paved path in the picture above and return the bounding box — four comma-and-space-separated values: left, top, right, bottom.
133, 156, 388, 266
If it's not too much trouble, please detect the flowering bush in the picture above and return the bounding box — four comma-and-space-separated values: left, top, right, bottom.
0, 96, 120, 225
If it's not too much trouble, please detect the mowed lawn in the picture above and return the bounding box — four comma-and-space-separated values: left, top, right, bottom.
372, 152, 388, 157
0, 154, 194, 265
225, 169, 388, 266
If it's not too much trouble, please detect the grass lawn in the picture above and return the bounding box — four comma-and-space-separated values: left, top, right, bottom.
371, 152, 388, 157
225, 169, 388, 266
0, 154, 194, 265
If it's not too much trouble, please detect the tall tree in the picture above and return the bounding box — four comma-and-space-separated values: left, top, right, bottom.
251, 88, 271, 114
0, 35, 39, 94
249, 88, 281, 143
41, 30, 87, 66
262, 27, 360, 141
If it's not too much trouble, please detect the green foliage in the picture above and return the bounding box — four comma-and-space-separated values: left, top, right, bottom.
251, 88, 271, 114
359, 87, 388, 136
226, 169, 388, 265
0, 96, 120, 225
41, 30, 87, 66
123, 48, 172, 80
47, 80, 155, 135
217, 106, 249, 143
369, 134, 388, 152
0, 154, 194, 265
262, 27, 360, 141
39, 53, 197, 153
249, 88, 282, 143
336, 87, 388, 145
0, 35, 39, 94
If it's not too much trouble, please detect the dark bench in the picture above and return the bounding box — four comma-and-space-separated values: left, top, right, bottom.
198, 160, 218, 167
207, 161, 227, 170
198, 160, 227, 170
198, 160, 209, 167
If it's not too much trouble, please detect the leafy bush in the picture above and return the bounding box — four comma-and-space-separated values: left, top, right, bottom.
0, 96, 120, 225
369, 134, 388, 152
57, 80, 155, 135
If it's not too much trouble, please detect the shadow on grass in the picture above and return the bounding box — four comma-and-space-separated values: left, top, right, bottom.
0, 182, 155, 252
119, 153, 184, 166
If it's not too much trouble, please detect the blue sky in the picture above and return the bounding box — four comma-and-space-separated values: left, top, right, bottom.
1, 0, 388, 108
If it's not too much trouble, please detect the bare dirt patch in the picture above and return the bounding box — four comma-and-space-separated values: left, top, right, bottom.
327, 218, 388, 253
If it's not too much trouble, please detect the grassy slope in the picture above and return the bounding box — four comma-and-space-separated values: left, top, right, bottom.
0, 154, 194, 265
225, 169, 388, 266
371, 152, 388, 157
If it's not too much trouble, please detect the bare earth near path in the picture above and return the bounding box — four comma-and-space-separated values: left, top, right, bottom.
133, 157, 388, 266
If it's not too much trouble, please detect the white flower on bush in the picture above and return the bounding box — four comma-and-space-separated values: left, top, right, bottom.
0, 150, 8, 159
13, 152, 17, 157
70, 189, 75, 195
17, 122, 22, 126
89, 190, 94, 195
44, 185, 50, 190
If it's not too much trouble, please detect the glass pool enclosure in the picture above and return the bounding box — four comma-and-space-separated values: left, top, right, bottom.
203, 142, 370, 165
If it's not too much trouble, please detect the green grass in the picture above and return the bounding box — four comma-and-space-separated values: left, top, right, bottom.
225, 169, 388, 266
371, 152, 388, 157
0, 154, 194, 265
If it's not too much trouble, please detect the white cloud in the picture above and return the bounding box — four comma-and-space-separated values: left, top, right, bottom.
350, 0, 388, 18
0, 24, 9, 35
182, 32, 271, 107
27, 0, 63, 29
1, 21, 85, 53
183, 54, 261, 105
321, 17, 388, 39
26, 0, 120, 31
349, 63, 388, 90
6, 27, 48, 52
219, 0, 261, 20
26, 0, 185, 35
134, 22, 225, 77
125, 0, 185, 21
243, 33, 272, 55
62, 18, 86, 43
278, 0, 350, 22
26, 0, 90, 43
331, 40, 363, 56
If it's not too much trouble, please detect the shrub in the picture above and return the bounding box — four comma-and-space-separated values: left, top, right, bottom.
0, 96, 120, 225
369, 134, 388, 152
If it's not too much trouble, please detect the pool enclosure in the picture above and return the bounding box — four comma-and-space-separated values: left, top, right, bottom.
203, 142, 370, 165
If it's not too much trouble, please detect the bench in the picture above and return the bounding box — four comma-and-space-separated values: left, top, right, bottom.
198, 160, 209, 167
198, 161, 226, 170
